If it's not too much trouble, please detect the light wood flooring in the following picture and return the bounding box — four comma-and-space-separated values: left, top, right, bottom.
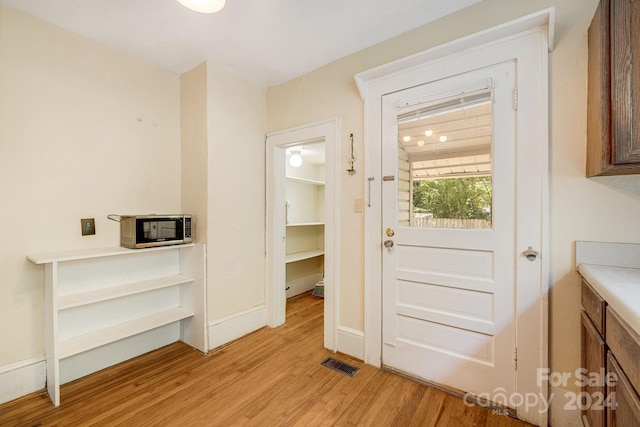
0, 292, 535, 426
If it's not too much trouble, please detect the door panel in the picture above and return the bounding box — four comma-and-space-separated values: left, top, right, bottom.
397, 315, 494, 364
396, 281, 495, 324
382, 62, 517, 399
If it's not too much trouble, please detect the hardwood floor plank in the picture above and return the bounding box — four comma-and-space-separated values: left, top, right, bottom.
403, 386, 448, 427
0, 292, 536, 427
339, 372, 405, 426
389, 383, 428, 426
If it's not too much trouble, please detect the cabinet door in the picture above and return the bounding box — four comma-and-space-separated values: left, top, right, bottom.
582, 311, 607, 427
587, 0, 640, 176
606, 307, 640, 392
587, 0, 613, 177
611, 0, 640, 165
608, 353, 640, 426
582, 280, 606, 335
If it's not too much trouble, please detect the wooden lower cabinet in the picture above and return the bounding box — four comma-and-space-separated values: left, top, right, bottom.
581, 275, 640, 427
607, 353, 640, 426
582, 311, 607, 427
582, 280, 606, 335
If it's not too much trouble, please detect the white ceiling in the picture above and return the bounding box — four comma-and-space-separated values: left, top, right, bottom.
0, 0, 481, 87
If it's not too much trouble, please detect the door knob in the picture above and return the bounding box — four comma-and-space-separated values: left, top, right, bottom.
522, 246, 539, 261
384, 240, 394, 248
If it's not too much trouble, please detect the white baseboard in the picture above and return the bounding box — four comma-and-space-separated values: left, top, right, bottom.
286, 274, 323, 299
208, 305, 267, 350
0, 356, 46, 405
336, 326, 364, 361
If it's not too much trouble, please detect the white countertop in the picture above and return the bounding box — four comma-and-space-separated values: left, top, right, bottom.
578, 264, 640, 335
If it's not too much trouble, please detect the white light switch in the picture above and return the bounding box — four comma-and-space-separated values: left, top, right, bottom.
354, 198, 364, 213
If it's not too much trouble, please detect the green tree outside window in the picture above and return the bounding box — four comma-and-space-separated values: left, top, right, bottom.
412, 177, 492, 221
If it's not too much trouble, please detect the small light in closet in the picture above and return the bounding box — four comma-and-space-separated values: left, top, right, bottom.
289, 149, 303, 167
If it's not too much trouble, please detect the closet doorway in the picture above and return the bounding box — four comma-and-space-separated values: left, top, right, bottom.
266, 119, 339, 351
284, 142, 325, 299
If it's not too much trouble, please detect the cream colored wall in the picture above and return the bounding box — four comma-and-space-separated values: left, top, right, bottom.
268, 74, 366, 330
180, 63, 208, 242
268, 0, 640, 424
0, 5, 181, 367
206, 62, 267, 320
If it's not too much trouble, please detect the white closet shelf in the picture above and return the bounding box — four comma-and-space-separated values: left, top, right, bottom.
286, 222, 324, 227
58, 274, 194, 310
286, 249, 324, 263
58, 307, 194, 359
285, 176, 325, 186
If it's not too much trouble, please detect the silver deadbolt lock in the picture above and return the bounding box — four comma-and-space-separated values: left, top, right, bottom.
523, 246, 539, 261
384, 240, 394, 249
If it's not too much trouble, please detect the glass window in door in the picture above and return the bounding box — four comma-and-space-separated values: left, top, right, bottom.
397, 90, 493, 229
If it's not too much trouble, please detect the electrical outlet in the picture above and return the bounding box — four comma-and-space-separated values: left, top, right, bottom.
81, 218, 95, 236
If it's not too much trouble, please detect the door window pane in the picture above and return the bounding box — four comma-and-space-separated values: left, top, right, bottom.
397, 91, 493, 229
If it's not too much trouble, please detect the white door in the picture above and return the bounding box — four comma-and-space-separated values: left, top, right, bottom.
382, 61, 519, 400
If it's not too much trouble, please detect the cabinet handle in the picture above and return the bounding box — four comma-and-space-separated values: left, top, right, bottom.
367, 177, 374, 207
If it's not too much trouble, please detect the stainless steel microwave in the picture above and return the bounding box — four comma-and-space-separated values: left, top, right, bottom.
120, 215, 193, 249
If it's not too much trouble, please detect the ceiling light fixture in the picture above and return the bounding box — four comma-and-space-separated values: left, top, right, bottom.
439, 135, 448, 143
417, 140, 425, 147
289, 150, 302, 168
402, 136, 411, 142
176, 0, 226, 14
425, 130, 433, 137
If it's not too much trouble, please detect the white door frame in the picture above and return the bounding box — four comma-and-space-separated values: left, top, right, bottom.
265, 118, 340, 351
356, 10, 553, 426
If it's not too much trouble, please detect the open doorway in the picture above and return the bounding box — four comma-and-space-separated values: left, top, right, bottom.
266, 119, 339, 351
284, 142, 326, 299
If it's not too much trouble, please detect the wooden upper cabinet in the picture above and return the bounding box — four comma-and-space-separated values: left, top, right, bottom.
588, 0, 640, 176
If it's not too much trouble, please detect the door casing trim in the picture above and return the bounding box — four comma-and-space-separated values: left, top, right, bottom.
265, 118, 340, 351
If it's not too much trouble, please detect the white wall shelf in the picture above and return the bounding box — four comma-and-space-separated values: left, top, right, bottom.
57, 274, 194, 310
285, 249, 325, 264
59, 307, 194, 359
285, 176, 325, 186
27, 243, 207, 407
27, 243, 194, 265
286, 222, 324, 227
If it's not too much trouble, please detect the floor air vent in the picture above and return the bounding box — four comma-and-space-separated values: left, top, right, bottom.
321, 357, 360, 377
